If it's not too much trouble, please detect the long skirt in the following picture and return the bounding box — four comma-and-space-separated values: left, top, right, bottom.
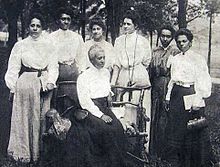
150, 76, 169, 156
65, 97, 127, 167
163, 84, 214, 167
56, 63, 80, 114
8, 72, 52, 162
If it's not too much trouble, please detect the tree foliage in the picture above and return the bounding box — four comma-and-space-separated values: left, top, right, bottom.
0, 0, 210, 46
204, 0, 220, 15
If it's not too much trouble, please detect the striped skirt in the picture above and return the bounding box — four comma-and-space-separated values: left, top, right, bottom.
163, 84, 214, 167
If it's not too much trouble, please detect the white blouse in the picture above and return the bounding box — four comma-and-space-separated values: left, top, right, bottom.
49, 29, 84, 70
82, 39, 116, 71
114, 31, 151, 68
5, 36, 59, 93
166, 50, 212, 107
77, 66, 111, 118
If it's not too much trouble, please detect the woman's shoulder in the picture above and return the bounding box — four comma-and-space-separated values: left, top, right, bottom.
137, 33, 150, 44
84, 40, 94, 47
103, 40, 113, 48
188, 50, 207, 67
13, 37, 30, 48
78, 68, 91, 80
115, 34, 125, 42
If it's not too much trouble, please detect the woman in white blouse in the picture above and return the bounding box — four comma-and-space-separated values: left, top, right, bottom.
5, 13, 58, 163
111, 10, 152, 152
164, 28, 215, 167
65, 44, 127, 167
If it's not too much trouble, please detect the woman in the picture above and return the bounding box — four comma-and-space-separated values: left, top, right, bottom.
5, 13, 58, 163
49, 7, 84, 113
82, 16, 115, 73
111, 10, 152, 152
65, 44, 127, 167
149, 25, 179, 156
164, 28, 215, 167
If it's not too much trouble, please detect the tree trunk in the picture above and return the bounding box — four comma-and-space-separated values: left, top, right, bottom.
149, 30, 153, 49
80, 0, 86, 41
106, 0, 122, 45
178, 0, 187, 28
4, 0, 25, 51
207, 11, 212, 73
7, 13, 18, 51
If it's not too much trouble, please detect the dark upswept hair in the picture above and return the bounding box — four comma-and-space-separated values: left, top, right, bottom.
175, 28, 194, 42
122, 10, 140, 27
56, 7, 73, 19
27, 12, 45, 29
89, 16, 106, 32
158, 25, 176, 38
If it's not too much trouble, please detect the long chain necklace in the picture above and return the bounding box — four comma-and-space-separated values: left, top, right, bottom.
124, 33, 138, 86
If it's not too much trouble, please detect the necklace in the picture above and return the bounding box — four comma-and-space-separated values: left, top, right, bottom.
124, 33, 138, 86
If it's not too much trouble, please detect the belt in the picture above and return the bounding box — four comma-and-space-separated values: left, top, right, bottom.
59, 61, 75, 66
175, 81, 194, 88
20, 64, 47, 77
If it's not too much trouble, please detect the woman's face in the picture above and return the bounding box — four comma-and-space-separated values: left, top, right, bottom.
29, 18, 42, 39
90, 50, 105, 69
92, 24, 103, 41
160, 29, 172, 48
59, 13, 71, 30
122, 18, 136, 34
176, 35, 192, 53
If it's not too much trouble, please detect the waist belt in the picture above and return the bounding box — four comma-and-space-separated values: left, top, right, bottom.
59, 61, 76, 66
20, 64, 47, 77
175, 81, 194, 88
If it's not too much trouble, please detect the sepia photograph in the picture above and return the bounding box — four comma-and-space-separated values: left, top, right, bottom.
0, 0, 220, 166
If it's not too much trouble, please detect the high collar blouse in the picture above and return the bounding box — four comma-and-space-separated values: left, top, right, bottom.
114, 31, 151, 68
5, 36, 58, 93
165, 50, 212, 107
49, 29, 84, 70
77, 66, 111, 118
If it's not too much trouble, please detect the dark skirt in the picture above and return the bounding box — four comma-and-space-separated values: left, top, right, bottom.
163, 84, 214, 167
150, 76, 169, 156
65, 97, 127, 167
56, 63, 80, 114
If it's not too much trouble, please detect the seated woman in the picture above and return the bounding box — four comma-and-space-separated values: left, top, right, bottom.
65, 44, 127, 167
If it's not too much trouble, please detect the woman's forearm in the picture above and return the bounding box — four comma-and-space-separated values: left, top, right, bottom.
111, 65, 120, 85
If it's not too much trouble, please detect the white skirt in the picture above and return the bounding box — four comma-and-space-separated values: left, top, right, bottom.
8, 72, 52, 162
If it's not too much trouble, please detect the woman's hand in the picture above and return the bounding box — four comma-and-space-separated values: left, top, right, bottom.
164, 100, 170, 112
125, 123, 136, 135
9, 92, 14, 102
192, 106, 201, 111
101, 114, 113, 124
45, 83, 54, 91
107, 94, 113, 107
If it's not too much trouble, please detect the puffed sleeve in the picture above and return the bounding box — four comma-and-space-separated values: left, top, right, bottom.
75, 35, 85, 72
77, 74, 104, 118
105, 43, 116, 70
113, 37, 122, 68
165, 55, 176, 101
141, 37, 152, 67
47, 42, 59, 86
5, 42, 22, 93
149, 48, 158, 80
193, 54, 212, 105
